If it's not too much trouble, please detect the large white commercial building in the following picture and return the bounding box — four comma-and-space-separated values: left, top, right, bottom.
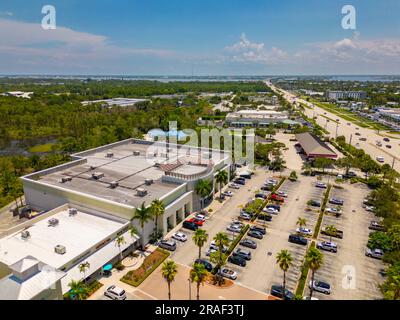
225, 109, 289, 127
326, 91, 367, 101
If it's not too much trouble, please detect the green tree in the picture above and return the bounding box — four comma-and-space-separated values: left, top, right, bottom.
161, 260, 178, 300
215, 170, 228, 200
115, 235, 126, 261
190, 263, 208, 300
306, 247, 324, 299
289, 171, 298, 181
210, 232, 230, 285
68, 280, 88, 300
195, 179, 212, 209
276, 249, 293, 296
150, 199, 165, 236
193, 229, 209, 260
129, 225, 138, 252
296, 217, 307, 229
131, 202, 152, 250
325, 225, 337, 242
78, 262, 90, 283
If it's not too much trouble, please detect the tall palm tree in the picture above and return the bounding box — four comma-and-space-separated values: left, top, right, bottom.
306, 247, 324, 299
215, 170, 228, 200
195, 179, 212, 209
161, 260, 178, 300
115, 235, 126, 261
325, 225, 337, 242
296, 217, 307, 229
131, 202, 152, 250
193, 229, 209, 260
78, 262, 90, 283
68, 280, 88, 300
210, 232, 230, 284
150, 199, 165, 236
276, 249, 293, 295
190, 263, 208, 300
129, 226, 138, 252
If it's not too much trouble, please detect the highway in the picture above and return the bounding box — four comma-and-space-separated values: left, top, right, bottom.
265, 81, 400, 173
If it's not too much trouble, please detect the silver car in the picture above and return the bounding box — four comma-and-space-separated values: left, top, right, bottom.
219, 268, 238, 280
309, 280, 331, 294
317, 241, 337, 253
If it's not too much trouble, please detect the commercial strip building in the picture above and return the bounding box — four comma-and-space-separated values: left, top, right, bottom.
1, 91, 33, 99
81, 98, 149, 108
295, 132, 338, 160
225, 109, 289, 128
326, 91, 367, 101
0, 139, 232, 299
375, 108, 400, 131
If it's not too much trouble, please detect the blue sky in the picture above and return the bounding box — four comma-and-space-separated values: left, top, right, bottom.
0, 0, 399, 75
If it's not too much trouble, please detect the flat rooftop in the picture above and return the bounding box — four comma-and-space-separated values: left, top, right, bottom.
0, 207, 126, 269
82, 98, 149, 107
27, 140, 229, 208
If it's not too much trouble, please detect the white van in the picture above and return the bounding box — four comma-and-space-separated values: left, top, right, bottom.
104, 285, 127, 300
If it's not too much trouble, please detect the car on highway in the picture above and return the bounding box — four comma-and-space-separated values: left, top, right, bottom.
315, 182, 327, 189
250, 225, 266, 235
228, 255, 247, 267
229, 183, 240, 189
195, 259, 213, 272
365, 248, 384, 260
248, 230, 264, 239
355, 132, 361, 136
270, 285, 294, 300
104, 285, 127, 300
219, 268, 238, 280
172, 232, 187, 242
159, 239, 177, 251
386, 145, 392, 149
288, 234, 308, 245
383, 137, 390, 142
240, 238, 257, 249
376, 156, 385, 163
233, 248, 252, 260
329, 198, 344, 206
376, 141, 382, 147
309, 280, 331, 295
227, 224, 243, 233
317, 241, 337, 253
296, 227, 313, 236
186, 218, 204, 226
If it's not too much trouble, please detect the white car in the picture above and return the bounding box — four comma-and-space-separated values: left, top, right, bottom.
239, 212, 252, 220
317, 241, 337, 253
309, 280, 331, 294
266, 179, 278, 186
172, 232, 187, 242
231, 220, 244, 228
229, 183, 240, 189
296, 227, 313, 236
206, 248, 217, 256
263, 207, 278, 214
195, 214, 206, 222
223, 191, 234, 197
219, 268, 238, 280
325, 207, 342, 215
315, 182, 327, 188
277, 191, 288, 198
210, 241, 229, 252
364, 205, 375, 212
376, 156, 385, 163
227, 224, 242, 233
104, 285, 127, 300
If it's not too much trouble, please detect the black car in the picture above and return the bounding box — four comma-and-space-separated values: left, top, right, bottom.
240, 238, 257, 249
383, 137, 390, 142
309, 200, 321, 207
234, 179, 246, 185
258, 214, 272, 222
250, 225, 266, 235
261, 185, 274, 191
239, 173, 252, 179
182, 220, 198, 231
232, 248, 252, 260
270, 285, 294, 300
228, 255, 247, 267
195, 259, 213, 272
329, 198, 344, 206
288, 234, 308, 246
255, 193, 268, 199
248, 230, 263, 239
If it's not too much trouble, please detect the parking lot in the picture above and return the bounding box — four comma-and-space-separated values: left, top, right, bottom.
306, 183, 384, 300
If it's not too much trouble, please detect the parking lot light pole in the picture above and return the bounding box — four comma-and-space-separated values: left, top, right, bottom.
188, 278, 191, 300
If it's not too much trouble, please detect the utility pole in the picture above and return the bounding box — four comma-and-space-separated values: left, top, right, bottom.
392, 157, 396, 170
349, 134, 353, 146
335, 122, 339, 139
188, 278, 192, 300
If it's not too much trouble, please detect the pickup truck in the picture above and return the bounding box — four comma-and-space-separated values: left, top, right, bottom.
321, 227, 344, 239
368, 221, 387, 232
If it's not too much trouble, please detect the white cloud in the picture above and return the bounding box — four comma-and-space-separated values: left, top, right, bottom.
0, 11, 13, 17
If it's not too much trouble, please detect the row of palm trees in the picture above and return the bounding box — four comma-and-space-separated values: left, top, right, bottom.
297, 216, 338, 242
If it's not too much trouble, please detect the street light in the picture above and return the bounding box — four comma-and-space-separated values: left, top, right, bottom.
188, 278, 192, 300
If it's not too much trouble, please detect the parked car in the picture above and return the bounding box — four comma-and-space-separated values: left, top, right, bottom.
288, 234, 308, 245
248, 230, 263, 239
266, 179, 278, 185
315, 182, 327, 189
369, 221, 387, 231
159, 239, 177, 251
186, 218, 204, 226
325, 207, 342, 215
258, 214, 272, 222
223, 191, 234, 197
210, 240, 229, 252
195, 259, 213, 272
329, 198, 344, 206
365, 248, 384, 260
277, 191, 288, 198
309, 280, 331, 294
271, 194, 285, 202
317, 241, 337, 253
266, 204, 281, 211
229, 183, 240, 189
355, 132, 361, 136
172, 232, 187, 242
250, 225, 266, 235
233, 248, 252, 260
228, 255, 247, 267
219, 268, 237, 280
263, 207, 279, 215
231, 220, 244, 228
182, 220, 198, 231
309, 200, 321, 207
261, 185, 274, 191
321, 227, 343, 239
386, 145, 392, 149
206, 248, 217, 256
376, 156, 385, 163
255, 193, 268, 199
239, 212, 252, 221
364, 205, 375, 212
383, 137, 390, 142
359, 137, 367, 141
195, 214, 206, 222
296, 227, 313, 236
104, 285, 127, 300
270, 285, 294, 300
239, 173, 252, 179
240, 238, 257, 249
234, 179, 246, 185
227, 224, 243, 233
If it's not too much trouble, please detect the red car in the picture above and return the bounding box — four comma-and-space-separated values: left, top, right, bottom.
271, 194, 285, 203
186, 218, 204, 226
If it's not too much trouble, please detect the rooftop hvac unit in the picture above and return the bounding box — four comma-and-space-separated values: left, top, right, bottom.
92, 172, 104, 180
106, 152, 114, 158
136, 188, 148, 197
21, 230, 30, 239
54, 245, 66, 255
68, 208, 78, 216
60, 177, 72, 183
133, 150, 140, 156
110, 181, 119, 189
145, 179, 153, 186
48, 218, 59, 227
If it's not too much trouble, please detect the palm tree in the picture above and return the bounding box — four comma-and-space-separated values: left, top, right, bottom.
325, 225, 337, 242
193, 229, 209, 260
306, 247, 324, 299
210, 232, 230, 285
68, 280, 88, 300
161, 260, 178, 300
296, 217, 307, 229
78, 262, 90, 283
302, 162, 312, 175
115, 235, 126, 261
276, 250, 293, 295
131, 202, 152, 250
129, 226, 138, 252
190, 263, 208, 300
150, 199, 165, 236
195, 179, 212, 209
215, 170, 228, 200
